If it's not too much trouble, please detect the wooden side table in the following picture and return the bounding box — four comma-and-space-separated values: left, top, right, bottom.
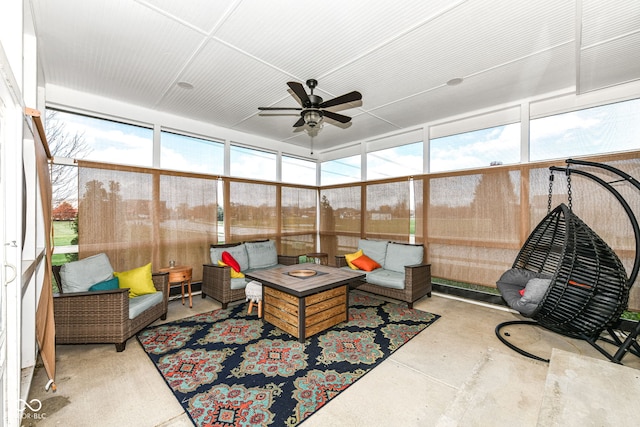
159, 265, 193, 308
306, 252, 328, 265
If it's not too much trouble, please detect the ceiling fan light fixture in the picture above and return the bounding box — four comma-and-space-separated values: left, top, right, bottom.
304, 110, 323, 127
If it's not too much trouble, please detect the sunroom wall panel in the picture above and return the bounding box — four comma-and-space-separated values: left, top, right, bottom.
281, 185, 317, 255
78, 161, 218, 281
426, 168, 521, 288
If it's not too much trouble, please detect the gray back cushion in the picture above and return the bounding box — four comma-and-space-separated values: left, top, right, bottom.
245, 240, 278, 269
384, 243, 423, 273
496, 268, 543, 288
358, 239, 389, 266
59, 253, 114, 293
210, 243, 249, 271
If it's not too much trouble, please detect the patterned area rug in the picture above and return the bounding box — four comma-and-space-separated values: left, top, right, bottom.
137, 292, 440, 426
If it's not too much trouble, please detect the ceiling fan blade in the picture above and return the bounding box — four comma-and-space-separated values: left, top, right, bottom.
322, 110, 352, 124
293, 116, 306, 127
319, 91, 362, 109
258, 107, 302, 111
287, 81, 310, 106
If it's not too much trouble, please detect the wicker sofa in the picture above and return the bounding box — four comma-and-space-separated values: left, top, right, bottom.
202, 240, 299, 308
52, 257, 169, 352
335, 239, 432, 308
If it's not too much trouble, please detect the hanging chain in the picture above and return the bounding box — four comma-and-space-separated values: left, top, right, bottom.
566, 172, 572, 210
547, 172, 554, 214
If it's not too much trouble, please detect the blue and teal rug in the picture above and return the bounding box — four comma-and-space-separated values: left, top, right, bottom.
137, 292, 440, 426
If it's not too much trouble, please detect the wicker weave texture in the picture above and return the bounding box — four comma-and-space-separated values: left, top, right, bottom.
335, 250, 432, 308
202, 242, 300, 308
514, 204, 629, 338
53, 267, 169, 351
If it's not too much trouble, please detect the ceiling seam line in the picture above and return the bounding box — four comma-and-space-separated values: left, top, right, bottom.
212, 34, 318, 127
135, 0, 243, 36
140, 0, 245, 108
134, 0, 207, 35
318, 0, 470, 80
212, 36, 303, 84
463, 40, 575, 80
580, 28, 640, 51
152, 38, 213, 108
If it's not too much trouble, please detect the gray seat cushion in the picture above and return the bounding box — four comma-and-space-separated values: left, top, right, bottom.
128, 291, 163, 319
366, 269, 405, 289
230, 277, 248, 290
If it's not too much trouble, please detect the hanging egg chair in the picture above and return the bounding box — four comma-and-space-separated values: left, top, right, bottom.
496, 159, 640, 363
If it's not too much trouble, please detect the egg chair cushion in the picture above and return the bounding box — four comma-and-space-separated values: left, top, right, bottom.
497, 268, 551, 317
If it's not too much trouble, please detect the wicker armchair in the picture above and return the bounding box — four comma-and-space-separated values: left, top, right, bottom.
52, 266, 169, 352
202, 241, 299, 308
335, 242, 432, 308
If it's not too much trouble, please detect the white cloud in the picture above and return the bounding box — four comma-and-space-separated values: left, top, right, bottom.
431, 123, 520, 172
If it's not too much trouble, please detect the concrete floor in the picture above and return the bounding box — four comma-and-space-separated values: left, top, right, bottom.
23, 292, 640, 427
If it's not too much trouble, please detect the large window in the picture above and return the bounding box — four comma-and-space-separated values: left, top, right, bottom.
161, 131, 224, 175
430, 123, 520, 173
46, 110, 153, 264
321, 155, 361, 185
282, 155, 316, 185
46, 109, 153, 167
230, 144, 276, 181
367, 141, 423, 180
530, 98, 640, 161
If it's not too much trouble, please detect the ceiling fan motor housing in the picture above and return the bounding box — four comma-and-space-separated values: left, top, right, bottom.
305, 94, 323, 108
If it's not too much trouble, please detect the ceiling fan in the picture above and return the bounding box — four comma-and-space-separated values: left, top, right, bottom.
258, 79, 362, 128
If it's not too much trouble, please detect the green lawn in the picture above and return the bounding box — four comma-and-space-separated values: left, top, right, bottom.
53, 220, 76, 246
52, 220, 77, 265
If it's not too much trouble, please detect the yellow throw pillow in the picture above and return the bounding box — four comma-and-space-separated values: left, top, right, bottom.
114, 263, 157, 298
218, 260, 245, 278
344, 249, 364, 269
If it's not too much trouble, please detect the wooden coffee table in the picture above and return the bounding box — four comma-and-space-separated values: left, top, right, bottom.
245, 263, 365, 342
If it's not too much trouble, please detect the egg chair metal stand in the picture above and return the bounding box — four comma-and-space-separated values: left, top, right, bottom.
495, 159, 640, 364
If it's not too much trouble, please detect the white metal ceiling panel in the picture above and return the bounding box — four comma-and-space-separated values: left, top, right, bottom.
373, 43, 576, 129
213, 0, 457, 81
581, 0, 640, 47
138, 0, 238, 34
322, 0, 574, 110
580, 32, 640, 92
32, 0, 207, 107
158, 38, 294, 127
579, 0, 640, 93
